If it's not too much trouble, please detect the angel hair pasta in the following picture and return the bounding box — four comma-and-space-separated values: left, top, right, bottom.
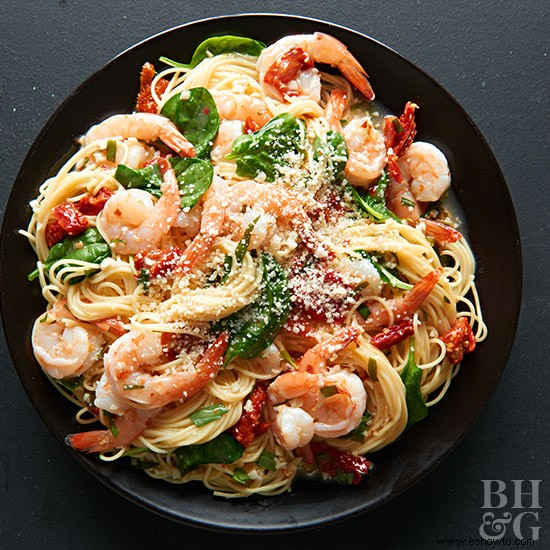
24, 32, 486, 498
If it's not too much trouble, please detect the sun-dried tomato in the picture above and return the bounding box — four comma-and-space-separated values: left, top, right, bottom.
307, 441, 374, 485
134, 246, 183, 278
136, 62, 170, 114
76, 187, 114, 216
441, 317, 476, 365
231, 384, 270, 447
370, 319, 415, 350
46, 202, 89, 246
264, 47, 315, 98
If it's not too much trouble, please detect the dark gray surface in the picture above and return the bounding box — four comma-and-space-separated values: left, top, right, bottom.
0, 1, 548, 549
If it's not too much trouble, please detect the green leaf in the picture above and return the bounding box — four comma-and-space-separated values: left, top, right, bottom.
355, 250, 413, 291
227, 113, 306, 181
138, 268, 150, 296
232, 467, 249, 485
313, 130, 348, 182
115, 164, 164, 197
347, 182, 401, 223
400, 338, 429, 429
257, 449, 276, 471
170, 157, 214, 209
161, 87, 219, 158
189, 404, 228, 427
29, 227, 111, 284
220, 255, 233, 285
340, 411, 372, 442
279, 349, 297, 369
234, 217, 259, 263
215, 253, 291, 362
105, 412, 119, 438
183, 35, 266, 69
336, 470, 355, 485
357, 304, 371, 319
174, 433, 243, 474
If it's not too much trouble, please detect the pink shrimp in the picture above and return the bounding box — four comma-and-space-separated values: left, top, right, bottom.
258, 33, 374, 102
267, 326, 366, 449
360, 268, 443, 330
65, 407, 159, 453
177, 180, 332, 272
104, 330, 229, 409
325, 90, 386, 187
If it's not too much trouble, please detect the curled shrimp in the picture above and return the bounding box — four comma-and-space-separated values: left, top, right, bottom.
397, 141, 451, 202
31, 300, 104, 380
267, 326, 367, 449
97, 162, 180, 254
66, 406, 159, 453
84, 113, 195, 157
360, 268, 443, 330
177, 180, 331, 273
213, 92, 270, 127
258, 33, 374, 103
325, 89, 386, 187
104, 330, 229, 409
211, 94, 271, 163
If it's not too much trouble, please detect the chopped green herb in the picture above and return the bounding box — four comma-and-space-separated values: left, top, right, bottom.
158, 56, 187, 68
235, 217, 260, 263
130, 459, 157, 470
443, 295, 451, 304
279, 349, 297, 369
232, 467, 249, 485
368, 358, 378, 381
122, 447, 149, 457
320, 385, 338, 398
336, 470, 355, 485
357, 304, 371, 319
401, 197, 416, 208
189, 404, 228, 427
341, 411, 372, 442
123, 384, 145, 391
220, 255, 233, 285
58, 375, 83, 393
392, 118, 404, 133
105, 412, 119, 438
138, 268, 150, 295
106, 139, 117, 162
257, 449, 276, 471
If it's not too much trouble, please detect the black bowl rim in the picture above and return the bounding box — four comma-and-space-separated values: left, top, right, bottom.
0, 13, 522, 534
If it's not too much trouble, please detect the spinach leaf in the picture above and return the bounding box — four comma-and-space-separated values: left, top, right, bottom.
161, 87, 219, 158
116, 158, 213, 210
28, 227, 111, 284
215, 253, 291, 362
346, 171, 401, 222
227, 113, 306, 181
182, 35, 266, 69
170, 157, 214, 209
313, 130, 348, 182
355, 250, 413, 291
400, 338, 428, 429
189, 404, 228, 427
115, 164, 163, 197
175, 433, 243, 474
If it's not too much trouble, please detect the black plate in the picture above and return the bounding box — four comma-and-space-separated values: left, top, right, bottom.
0, 14, 521, 533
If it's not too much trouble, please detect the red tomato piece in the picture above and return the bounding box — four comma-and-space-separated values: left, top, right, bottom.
441, 317, 476, 365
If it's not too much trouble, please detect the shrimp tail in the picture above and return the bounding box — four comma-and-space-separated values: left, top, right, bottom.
65, 430, 114, 454
339, 55, 375, 101
165, 132, 196, 158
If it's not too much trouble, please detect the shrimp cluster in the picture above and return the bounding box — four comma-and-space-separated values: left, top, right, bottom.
25, 31, 481, 497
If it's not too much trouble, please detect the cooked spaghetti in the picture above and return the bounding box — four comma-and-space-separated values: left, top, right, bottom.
24, 32, 486, 497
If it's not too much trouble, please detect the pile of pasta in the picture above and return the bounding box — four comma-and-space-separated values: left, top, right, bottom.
24, 34, 486, 497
